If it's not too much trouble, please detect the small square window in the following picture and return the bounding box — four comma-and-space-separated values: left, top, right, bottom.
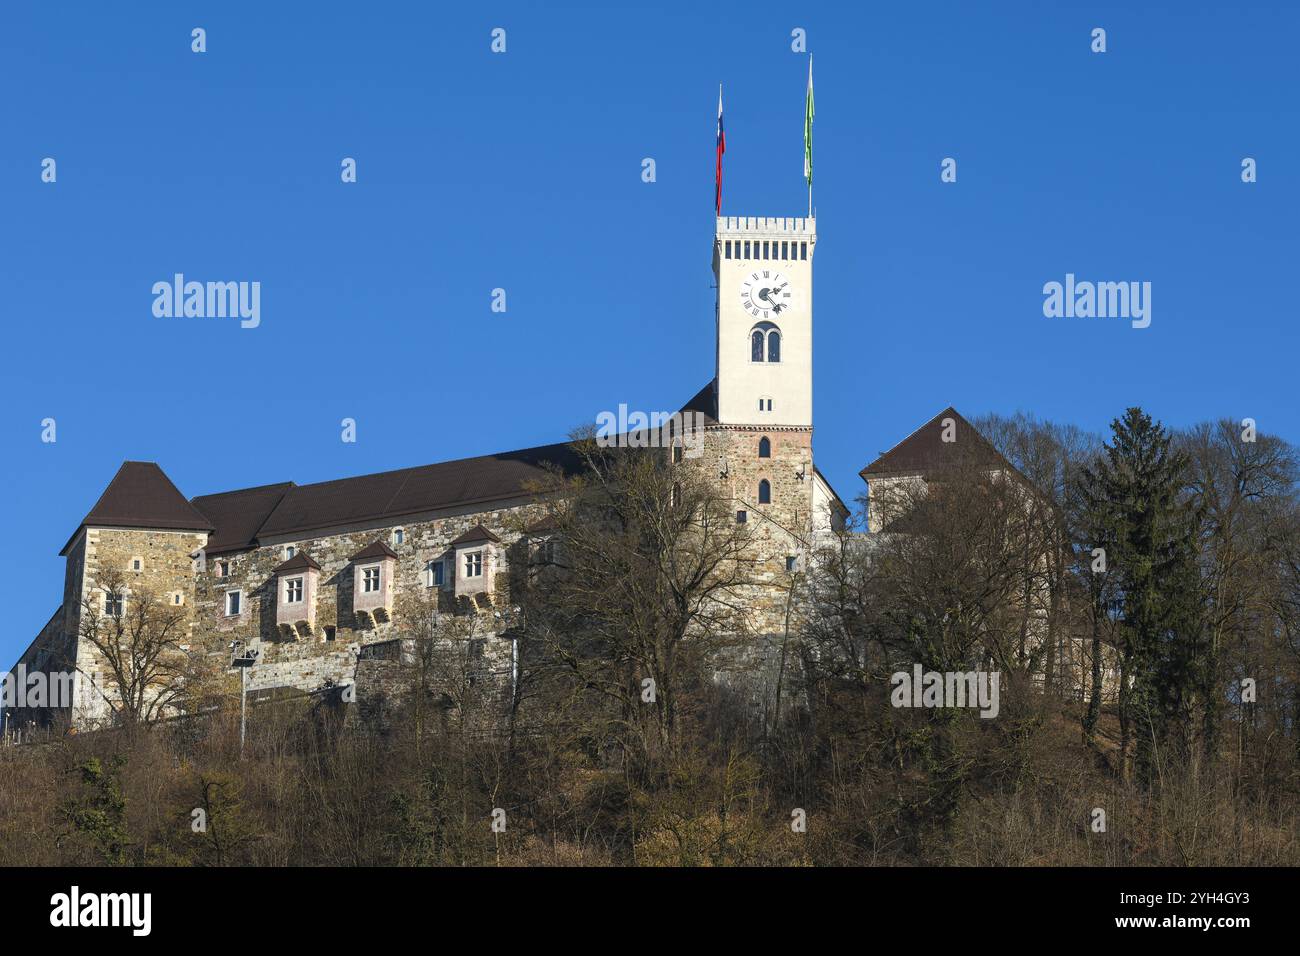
464, 551, 483, 578
225, 591, 242, 616
324, 626, 337, 642
736, 510, 748, 524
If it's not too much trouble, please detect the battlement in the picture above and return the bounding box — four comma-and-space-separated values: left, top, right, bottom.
716, 216, 816, 237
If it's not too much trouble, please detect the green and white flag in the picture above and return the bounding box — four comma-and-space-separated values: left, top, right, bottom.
803, 56, 815, 186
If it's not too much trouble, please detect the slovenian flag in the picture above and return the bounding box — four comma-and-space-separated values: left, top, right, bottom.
804, 57, 814, 187
715, 85, 725, 215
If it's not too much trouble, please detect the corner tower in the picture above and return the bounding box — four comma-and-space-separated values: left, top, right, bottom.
713, 216, 815, 427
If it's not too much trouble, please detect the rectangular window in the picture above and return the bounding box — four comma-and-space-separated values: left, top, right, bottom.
786, 556, 798, 573
762, 241, 769, 259
131, 558, 142, 571
801, 242, 807, 260
104, 592, 124, 616
285, 545, 296, 559
464, 551, 483, 578
218, 560, 229, 578
324, 626, 337, 642
225, 590, 242, 616
736, 510, 748, 524
782, 241, 789, 259
394, 529, 405, 545
724, 240, 731, 259
362, 566, 381, 593
285, 577, 303, 603
743, 241, 750, 258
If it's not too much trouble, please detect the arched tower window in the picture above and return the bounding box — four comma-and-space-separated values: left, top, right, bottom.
758, 437, 771, 458
758, 479, 772, 504
749, 322, 781, 363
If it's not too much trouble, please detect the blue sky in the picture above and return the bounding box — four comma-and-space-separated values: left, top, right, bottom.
2, 1, 1296, 664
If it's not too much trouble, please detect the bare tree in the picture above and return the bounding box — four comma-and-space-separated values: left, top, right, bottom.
78, 568, 211, 725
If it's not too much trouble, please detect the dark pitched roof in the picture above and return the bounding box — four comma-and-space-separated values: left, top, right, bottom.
525, 515, 558, 534
860, 407, 1007, 478
449, 524, 501, 546
254, 441, 583, 541
191, 482, 295, 555
350, 541, 399, 562
273, 552, 321, 574
61, 462, 214, 555
680, 380, 718, 424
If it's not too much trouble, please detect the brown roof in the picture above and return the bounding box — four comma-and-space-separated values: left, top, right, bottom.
449, 524, 501, 546
860, 407, 1007, 478
60, 462, 214, 555
350, 541, 399, 562
192, 482, 295, 555
253, 441, 583, 541
680, 380, 718, 423
273, 552, 321, 574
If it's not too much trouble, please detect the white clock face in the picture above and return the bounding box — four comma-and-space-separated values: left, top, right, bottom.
740, 270, 793, 319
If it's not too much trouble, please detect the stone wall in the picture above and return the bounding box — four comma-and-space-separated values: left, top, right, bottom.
70, 527, 208, 725
192, 501, 545, 697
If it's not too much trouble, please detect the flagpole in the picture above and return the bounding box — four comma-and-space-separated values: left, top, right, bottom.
804, 56, 814, 221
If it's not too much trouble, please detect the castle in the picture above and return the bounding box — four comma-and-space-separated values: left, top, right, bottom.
10, 213, 1041, 731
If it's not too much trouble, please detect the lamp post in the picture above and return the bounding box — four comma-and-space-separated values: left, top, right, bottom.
230, 642, 259, 756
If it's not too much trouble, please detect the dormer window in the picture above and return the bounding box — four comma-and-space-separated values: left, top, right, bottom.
284, 576, 304, 604
361, 566, 381, 593
464, 551, 483, 578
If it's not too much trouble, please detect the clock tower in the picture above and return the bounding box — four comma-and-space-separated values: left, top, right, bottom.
713, 216, 815, 428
